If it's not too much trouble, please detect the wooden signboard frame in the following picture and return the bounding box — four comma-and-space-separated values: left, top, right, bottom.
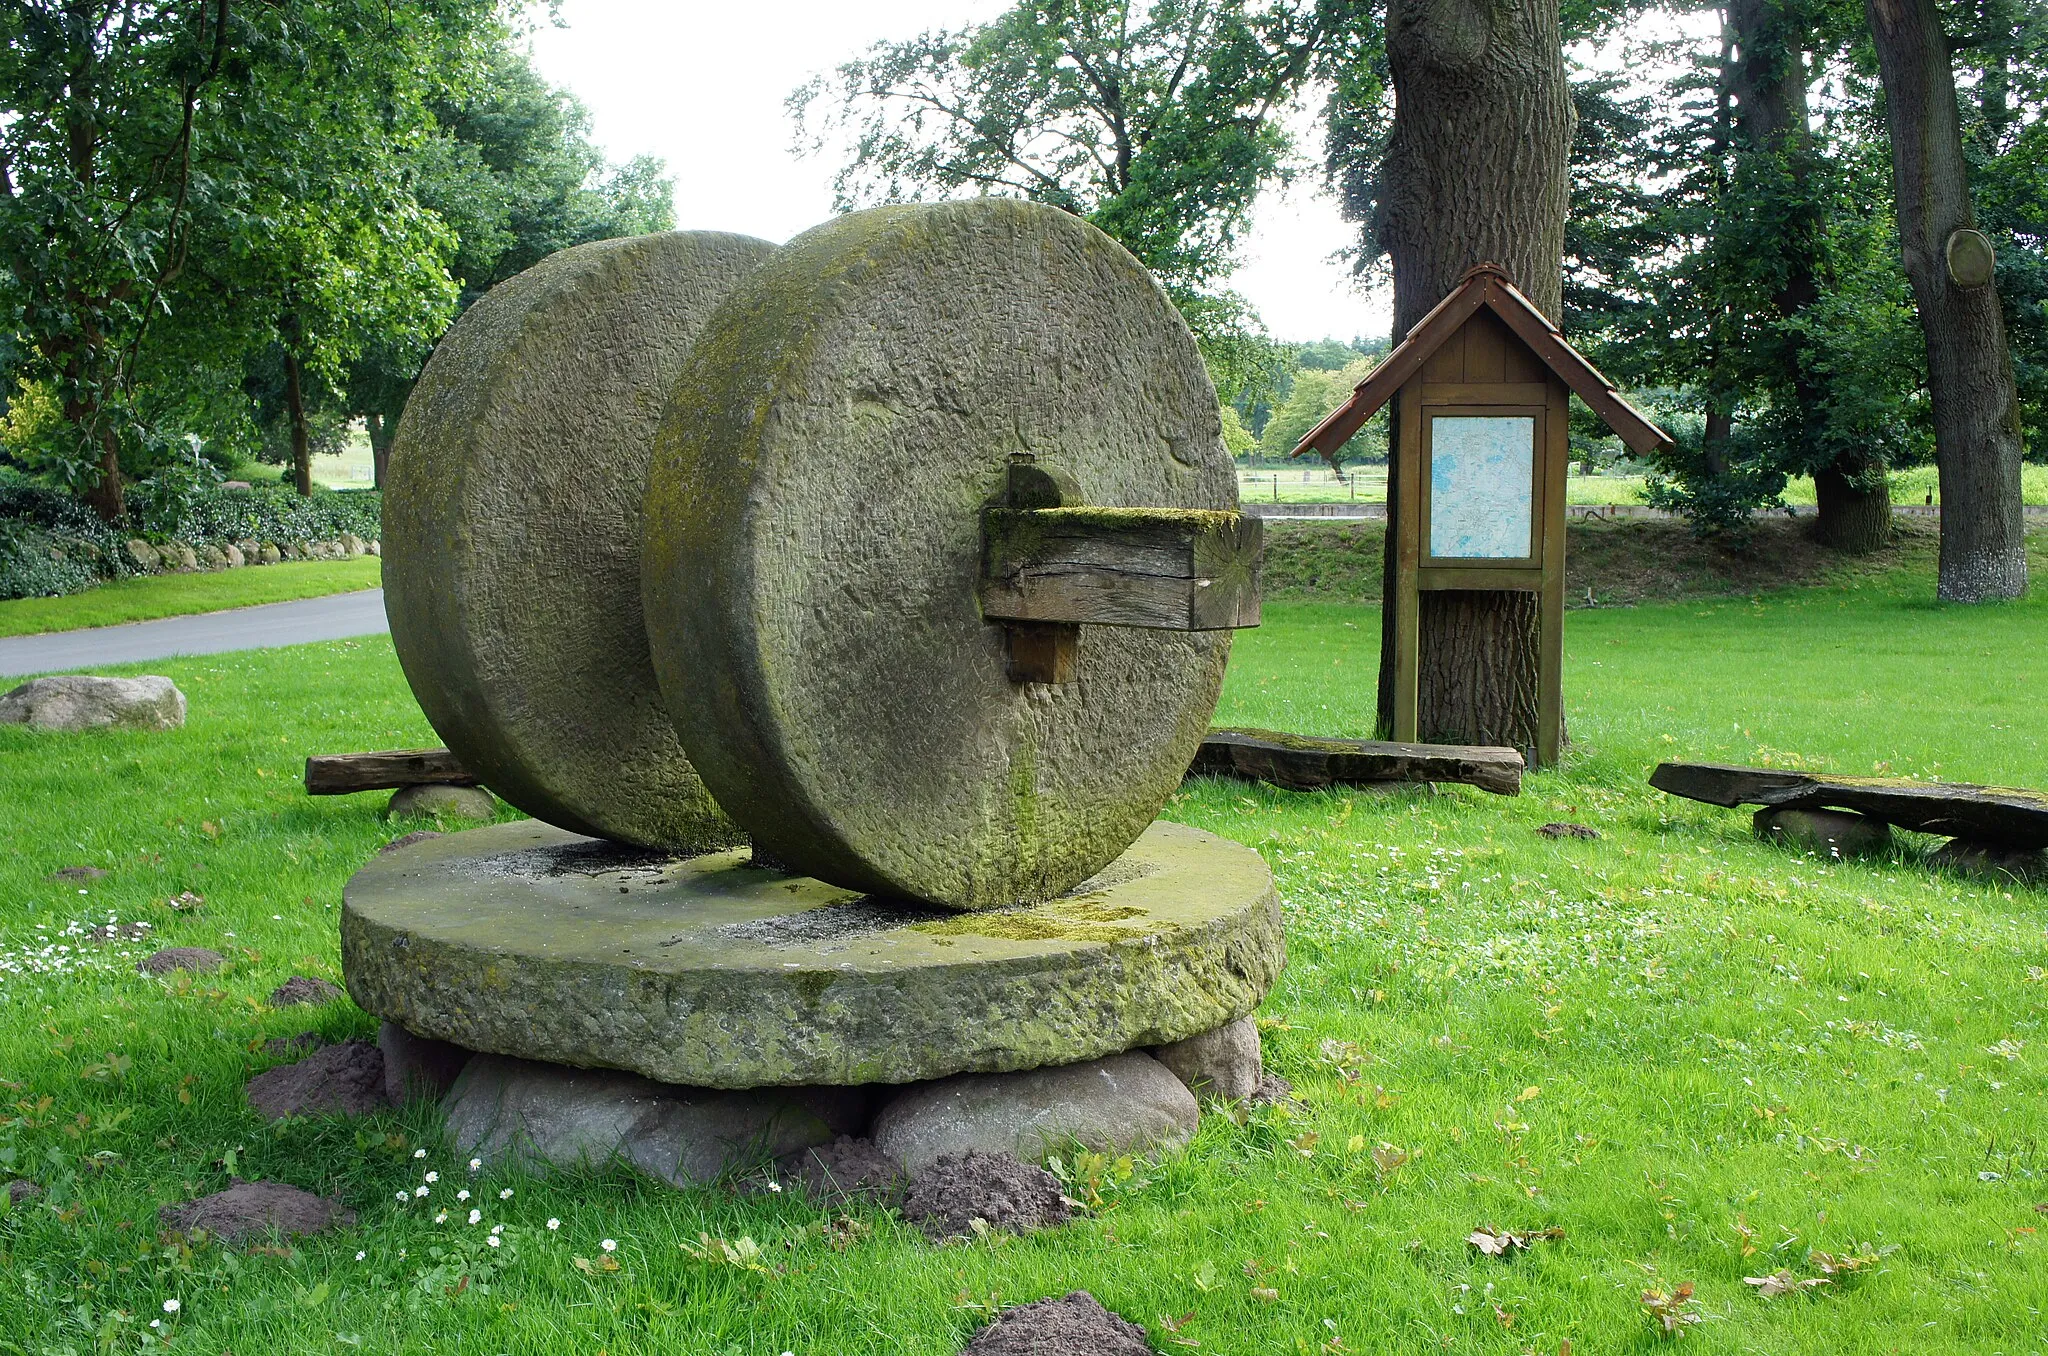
1290, 264, 1673, 769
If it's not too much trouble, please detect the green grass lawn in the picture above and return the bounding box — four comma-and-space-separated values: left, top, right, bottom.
1, 559, 2044, 1353
0, 558, 381, 638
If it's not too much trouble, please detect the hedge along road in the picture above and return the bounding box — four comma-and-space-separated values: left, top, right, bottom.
0, 589, 388, 678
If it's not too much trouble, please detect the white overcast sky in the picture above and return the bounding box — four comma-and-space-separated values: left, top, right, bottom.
524, 0, 1391, 343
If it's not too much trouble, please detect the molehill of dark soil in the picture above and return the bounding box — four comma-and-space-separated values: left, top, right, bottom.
958, 1291, 1154, 1356
262, 1031, 326, 1058
50, 866, 108, 882
1251, 1072, 1300, 1108
159, 1181, 354, 1242
778, 1136, 906, 1206
245, 1039, 390, 1119
902, 1152, 1070, 1241
269, 975, 344, 1007
139, 946, 222, 975
6, 1179, 41, 1205
87, 922, 153, 943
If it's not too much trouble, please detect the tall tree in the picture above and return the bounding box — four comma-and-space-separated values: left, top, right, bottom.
1867, 0, 2028, 600
790, 0, 1363, 400
1369, 0, 1576, 753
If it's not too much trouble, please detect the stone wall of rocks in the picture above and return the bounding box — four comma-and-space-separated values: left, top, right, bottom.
121, 533, 379, 574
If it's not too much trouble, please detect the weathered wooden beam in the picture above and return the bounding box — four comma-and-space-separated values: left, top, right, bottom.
980, 506, 1261, 631
305, 748, 478, 795
1651, 761, 2048, 850
1190, 728, 1524, 795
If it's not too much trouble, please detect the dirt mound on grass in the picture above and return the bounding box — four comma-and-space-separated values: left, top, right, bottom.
245, 1039, 389, 1119
159, 1181, 354, 1242
902, 1151, 1069, 1241
959, 1291, 1152, 1355
139, 947, 222, 975
779, 1136, 906, 1206
268, 975, 343, 1007
261, 1032, 326, 1058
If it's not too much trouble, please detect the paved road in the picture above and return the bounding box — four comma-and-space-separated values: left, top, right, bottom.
0, 588, 389, 679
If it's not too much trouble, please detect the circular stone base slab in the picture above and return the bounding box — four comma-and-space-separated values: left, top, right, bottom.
341, 819, 1282, 1090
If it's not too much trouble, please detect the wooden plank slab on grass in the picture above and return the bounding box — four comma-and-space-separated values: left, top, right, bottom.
1650, 761, 2048, 849
1192, 728, 1523, 795
305, 748, 476, 795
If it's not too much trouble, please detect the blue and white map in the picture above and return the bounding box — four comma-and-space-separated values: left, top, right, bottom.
1428, 415, 1535, 560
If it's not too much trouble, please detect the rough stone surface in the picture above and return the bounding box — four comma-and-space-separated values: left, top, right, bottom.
1151, 1016, 1261, 1101
0, 675, 185, 731
643, 199, 1237, 911
1754, 806, 1893, 858
385, 230, 774, 852
222, 543, 245, 568
269, 975, 344, 1007
378, 1020, 473, 1104
872, 1052, 1199, 1175
342, 818, 1282, 1088
958, 1292, 1152, 1356
124, 539, 160, 571
258, 544, 282, 564
775, 1135, 906, 1207
245, 1039, 391, 1119
385, 784, 497, 822
903, 1151, 1070, 1241
159, 1181, 355, 1242
442, 1054, 867, 1186
140, 946, 223, 976
1929, 838, 2048, 885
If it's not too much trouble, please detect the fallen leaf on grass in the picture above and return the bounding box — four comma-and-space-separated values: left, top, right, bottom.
570, 1255, 620, 1275
1640, 1283, 1699, 1336
1159, 1312, 1198, 1348
1466, 1225, 1564, 1256
1372, 1144, 1410, 1174
1744, 1270, 1829, 1298
1249, 1287, 1279, 1304
2034, 1203, 2048, 1215
1810, 1247, 1884, 1276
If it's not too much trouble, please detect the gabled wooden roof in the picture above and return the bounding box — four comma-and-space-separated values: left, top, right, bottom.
1291, 263, 1674, 459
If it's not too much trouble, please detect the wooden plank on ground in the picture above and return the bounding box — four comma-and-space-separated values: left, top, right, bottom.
305, 748, 477, 795
1191, 728, 1523, 795
1650, 761, 2048, 849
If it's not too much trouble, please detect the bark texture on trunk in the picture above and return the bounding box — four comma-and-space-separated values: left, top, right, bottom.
1867, 0, 2026, 600
1372, 0, 1574, 752
1813, 457, 1894, 552
284, 351, 313, 498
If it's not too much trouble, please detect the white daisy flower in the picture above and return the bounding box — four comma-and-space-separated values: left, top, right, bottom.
490, 1224, 503, 1235
600, 1238, 617, 1252
355, 1251, 366, 1261
468, 1158, 482, 1171
413, 1149, 428, 1159
468, 1209, 482, 1225
456, 1189, 470, 1201
163, 1300, 180, 1314
435, 1212, 448, 1224
498, 1188, 512, 1199
486, 1235, 502, 1248
395, 1191, 408, 1202
425, 1171, 439, 1183
414, 1186, 429, 1198
546, 1218, 560, 1230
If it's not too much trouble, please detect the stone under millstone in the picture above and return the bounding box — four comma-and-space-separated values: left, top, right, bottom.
642, 198, 1237, 911
384, 229, 774, 852
340, 818, 1282, 1090
1753, 806, 1893, 859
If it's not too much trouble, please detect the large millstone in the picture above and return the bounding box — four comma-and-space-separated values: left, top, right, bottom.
385, 230, 775, 851
642, 199, 1236, 911
340, 819, 1282, 1090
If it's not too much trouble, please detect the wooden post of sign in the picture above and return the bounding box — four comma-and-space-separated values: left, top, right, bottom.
1287, 264, 1675, 769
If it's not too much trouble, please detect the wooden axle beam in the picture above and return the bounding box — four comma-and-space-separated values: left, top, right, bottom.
305, 748, 477, 795
980, 506, 1262, 634
1191, 728, 1524, 795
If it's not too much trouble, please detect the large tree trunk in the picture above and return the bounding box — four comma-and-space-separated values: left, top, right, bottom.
284, 351, 314, 497
1372, 0, 1575, 757
1867, 0, 2026, 600
1728, 0, 1890, 550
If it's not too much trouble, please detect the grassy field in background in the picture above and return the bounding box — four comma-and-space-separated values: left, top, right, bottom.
1239, 461, 2048, 507
0, 557, 2043, 1353
0, 559, 381, 639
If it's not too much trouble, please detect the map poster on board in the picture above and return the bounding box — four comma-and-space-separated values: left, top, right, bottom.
1427, 415, 1536, 560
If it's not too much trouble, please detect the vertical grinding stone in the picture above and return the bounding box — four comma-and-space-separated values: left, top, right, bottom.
643, 200, 1236, 910
386, 231, 776, 850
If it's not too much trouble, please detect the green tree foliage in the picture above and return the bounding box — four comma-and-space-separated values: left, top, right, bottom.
790, 0, 1366, 402
1258, 354, 1382, 467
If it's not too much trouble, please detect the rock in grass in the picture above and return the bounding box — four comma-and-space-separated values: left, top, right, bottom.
377, 1021, 473, 1105
1928, 839, 2048, 886
268, 975, 344, 1007
159, 1181, 354, 1243
139, 947, 223, 976
872, 1052, 1198, 1176
957, 1291, 1152, 1356
902, 1152, 1069, 1242
440, 1053, 866, 1186
1753, 807, 1892, 859
1151, 1016, 1262, 1102
383, 784, 496, 822
245, 1040, 391, 1119
0, 675, 185, 732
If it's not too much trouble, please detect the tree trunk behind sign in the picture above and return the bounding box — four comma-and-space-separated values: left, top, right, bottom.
1866, 0, 2027, 601
1373, 0, 1575, 758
